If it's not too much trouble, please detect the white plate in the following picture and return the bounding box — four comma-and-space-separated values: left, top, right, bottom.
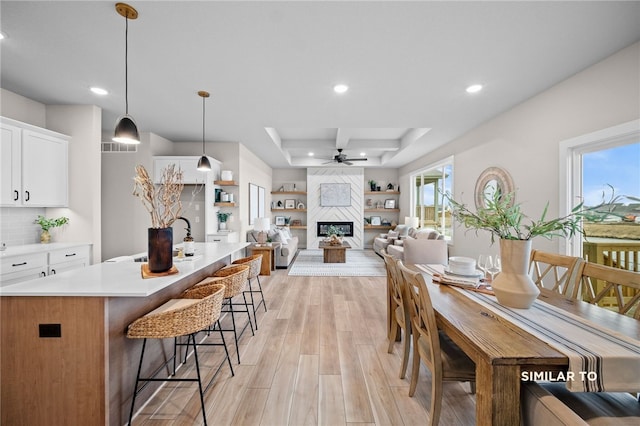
444, 268, 484, 278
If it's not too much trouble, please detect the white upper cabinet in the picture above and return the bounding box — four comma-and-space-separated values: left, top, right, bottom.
153, 156, 211, 184
0, 117, 69, 207
0, 122, 21, 205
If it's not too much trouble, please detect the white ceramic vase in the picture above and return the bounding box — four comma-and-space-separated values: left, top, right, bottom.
219, 222, 227, 231
491, 239, 540, 309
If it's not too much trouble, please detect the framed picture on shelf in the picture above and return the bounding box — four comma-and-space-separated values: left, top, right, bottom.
291, 219, 302, 226
275, 216, 286, 226
284, 199, 296, 209
370, 216, 381, 226
384, 199, 396, 209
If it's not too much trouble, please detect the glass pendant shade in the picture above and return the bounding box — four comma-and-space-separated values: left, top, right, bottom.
113, 115, 140, 144
197, 155, 211, 171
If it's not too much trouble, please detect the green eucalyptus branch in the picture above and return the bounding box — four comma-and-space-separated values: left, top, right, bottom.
441, 188, 616, 242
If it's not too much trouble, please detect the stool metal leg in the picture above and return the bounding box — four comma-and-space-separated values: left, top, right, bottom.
189, 334, 208, 426
245, 278, 258, 330
256, 275, 267, 312
128, 338, 147, 425
217, 319, 234, 376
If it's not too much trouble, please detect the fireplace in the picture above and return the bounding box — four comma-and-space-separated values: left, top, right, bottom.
317, 221, 354, 237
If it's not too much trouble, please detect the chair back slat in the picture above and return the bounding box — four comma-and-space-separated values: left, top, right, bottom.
529, 250, 583, 297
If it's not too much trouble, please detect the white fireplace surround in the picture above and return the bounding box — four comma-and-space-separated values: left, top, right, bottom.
307, 168, 364, 248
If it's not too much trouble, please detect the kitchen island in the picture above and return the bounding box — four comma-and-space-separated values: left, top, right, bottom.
0, 242, 249, 426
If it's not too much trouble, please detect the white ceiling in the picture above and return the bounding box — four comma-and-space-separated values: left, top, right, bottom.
2, 1, 639, 168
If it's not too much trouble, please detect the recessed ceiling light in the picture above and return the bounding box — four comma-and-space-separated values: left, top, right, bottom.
333, 84, 349, 94
308, 152, 314, 156
466, 84, 483, 94
360, 152, 366, 156
0, 32, 6, 40
90, 87, 108, 95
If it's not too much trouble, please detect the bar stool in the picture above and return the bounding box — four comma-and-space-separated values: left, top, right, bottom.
194, 264, 252, 363
178, 282, 235, 388
126, 288, 224, 426
232, 254, 266, 329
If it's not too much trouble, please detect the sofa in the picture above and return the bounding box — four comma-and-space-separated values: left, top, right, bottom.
247, 226, 299, 268
374, 226, 445, 261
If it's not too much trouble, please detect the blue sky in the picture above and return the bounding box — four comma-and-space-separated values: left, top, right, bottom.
583, 142, 640, 206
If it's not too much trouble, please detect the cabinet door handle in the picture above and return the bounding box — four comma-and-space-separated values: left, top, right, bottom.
40, 271, 47, 277
14, 190, 19, 201
65, 253, 77, 257
50, 269, 56, 275
12, 262, 27, 267
25, 190, 30, 201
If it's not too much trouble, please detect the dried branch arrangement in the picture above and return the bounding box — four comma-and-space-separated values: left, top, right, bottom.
133, 164, 184, 228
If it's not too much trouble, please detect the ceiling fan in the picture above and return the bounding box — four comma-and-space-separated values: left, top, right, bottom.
322, 149, 368, 165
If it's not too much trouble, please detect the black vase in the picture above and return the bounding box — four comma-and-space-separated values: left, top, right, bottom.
148, 227, 173, 273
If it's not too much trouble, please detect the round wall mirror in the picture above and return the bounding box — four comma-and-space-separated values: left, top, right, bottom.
474, 167, 515, 209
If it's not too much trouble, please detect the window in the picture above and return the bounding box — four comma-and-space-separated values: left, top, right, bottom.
409, 156, 453, 239
560, 120, 640, 257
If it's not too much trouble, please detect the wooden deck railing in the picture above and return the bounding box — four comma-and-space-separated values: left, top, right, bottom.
582, 238, 640, 311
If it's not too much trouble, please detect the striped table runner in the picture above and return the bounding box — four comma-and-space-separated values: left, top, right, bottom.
455, 289, 640, 392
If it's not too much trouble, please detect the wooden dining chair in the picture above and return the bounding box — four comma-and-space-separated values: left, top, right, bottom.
397, 260, 476, 426
529, 249, 584, 297
574, 261, 640, 319
381, 249, 411, 379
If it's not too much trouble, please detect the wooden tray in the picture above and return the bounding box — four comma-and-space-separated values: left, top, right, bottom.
141, 264, 179, 279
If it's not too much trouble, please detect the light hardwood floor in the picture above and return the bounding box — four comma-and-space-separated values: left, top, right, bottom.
131, 265, 476, 425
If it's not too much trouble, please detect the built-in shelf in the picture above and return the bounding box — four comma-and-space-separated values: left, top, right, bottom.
214, 180, 237, 186
364, 191, 400, 195
272, 208, 307, 212
271, 191, 306, 195
215, 202, 236, 207
364, 208, 400, 212
365, 225, 394, 230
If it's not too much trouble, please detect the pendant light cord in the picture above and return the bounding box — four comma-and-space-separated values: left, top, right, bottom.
124, 14, 129, 115
202, 95, 206, 154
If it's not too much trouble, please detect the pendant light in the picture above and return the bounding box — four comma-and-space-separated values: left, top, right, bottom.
113, 3, 140, 144
197, 90, 212, 171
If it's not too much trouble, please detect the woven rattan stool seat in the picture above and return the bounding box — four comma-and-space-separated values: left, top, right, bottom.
127, 295, 217, 340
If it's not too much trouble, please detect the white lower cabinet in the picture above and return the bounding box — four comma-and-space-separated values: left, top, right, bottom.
0, 252, 48, 286
47, 246, 91, 275
206, 232, 240, 261
0, 244, 91, 286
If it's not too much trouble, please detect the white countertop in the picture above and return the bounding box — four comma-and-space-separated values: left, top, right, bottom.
0, 242, 92, 258
0, 242, 248, 297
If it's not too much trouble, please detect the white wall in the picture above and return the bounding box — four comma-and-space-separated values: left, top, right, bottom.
400, 41, 640, 259
46, 105, 102, 263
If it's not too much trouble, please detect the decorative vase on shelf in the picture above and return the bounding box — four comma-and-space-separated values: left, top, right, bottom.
219, 222, 227, 231
148, 227, 173, 273
40, 230, 51, 244
491, 239, 539, 309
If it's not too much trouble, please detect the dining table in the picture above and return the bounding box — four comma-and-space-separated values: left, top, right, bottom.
402, 263, 640, 426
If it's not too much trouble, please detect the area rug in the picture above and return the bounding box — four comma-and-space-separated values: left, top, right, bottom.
288, 249, 386, 277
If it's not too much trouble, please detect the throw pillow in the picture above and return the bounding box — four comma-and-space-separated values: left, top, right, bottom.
277, 229, 290, 244
387, 230, 399, 240
394, 224, 409, 238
